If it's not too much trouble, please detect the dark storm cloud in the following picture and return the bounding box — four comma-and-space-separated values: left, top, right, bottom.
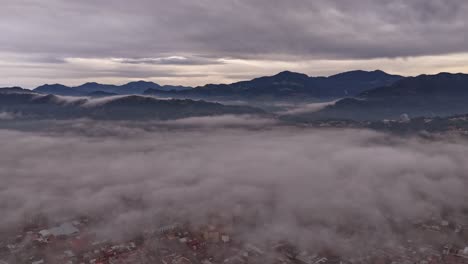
1, 0, 467, 61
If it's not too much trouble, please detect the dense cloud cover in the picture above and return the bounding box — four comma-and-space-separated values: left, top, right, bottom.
1, 119, 468, 255
2, 0, 467, 59
1, 0, 468, 87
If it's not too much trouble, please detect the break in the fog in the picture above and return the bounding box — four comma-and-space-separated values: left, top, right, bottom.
1, 119, 468, 263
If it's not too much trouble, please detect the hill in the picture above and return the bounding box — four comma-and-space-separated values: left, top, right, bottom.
0, 93, 264, 120
34, 81, 192, 96
35, 84, 82, 96
144, 70, 402, 99
305, 73, 468, 121
0, 87, 37, 94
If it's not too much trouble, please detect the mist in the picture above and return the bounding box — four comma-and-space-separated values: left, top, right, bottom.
1, 118, 468, 258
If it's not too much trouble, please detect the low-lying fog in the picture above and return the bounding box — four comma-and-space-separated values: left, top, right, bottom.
1, 116, 467, 256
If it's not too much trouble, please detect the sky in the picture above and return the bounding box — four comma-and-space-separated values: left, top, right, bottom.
1, 0, 467, 88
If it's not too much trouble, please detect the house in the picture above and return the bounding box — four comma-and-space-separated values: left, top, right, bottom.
38, 222, 79, 239
49, 222, 79, 237
158, 223, 180, 235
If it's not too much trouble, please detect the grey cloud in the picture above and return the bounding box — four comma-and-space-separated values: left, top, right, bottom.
277, 101, 339, 115
62, 69, 209, 79
116, 56, 225, 66
1, 120, 468, 256
1, 62, 209, 80
160, 115, 277, 128
0, 112, 18, 120
1, 0, 467, 61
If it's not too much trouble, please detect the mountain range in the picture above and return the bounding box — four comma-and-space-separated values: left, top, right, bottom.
28, 70, 402, 99
3, 70, 468, 122
0, 86, 37, 94
0, 93, 263, 120
303, 73, 468, 121
144, 70, 403, 99
34, 81, 191, 96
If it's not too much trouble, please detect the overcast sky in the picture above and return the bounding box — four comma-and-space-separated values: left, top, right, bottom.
1, 0, 467, 88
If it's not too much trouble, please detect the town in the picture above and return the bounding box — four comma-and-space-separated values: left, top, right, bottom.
1, 214, 468, 264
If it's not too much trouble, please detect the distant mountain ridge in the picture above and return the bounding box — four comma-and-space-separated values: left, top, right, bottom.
4, 71, 468, 122
145, 70, 403, 99
305, 72, 468, 121
34, 84, 83, 96
0, 93, 264, 120
34, 81, 191, 96
0, 87, 37, 94
359, 73, 468, 98
27, 70, 402, 99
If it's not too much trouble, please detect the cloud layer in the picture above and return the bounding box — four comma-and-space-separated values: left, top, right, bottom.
2, 0, 468, 59
1, 0, 468, 87
1, 120, 468, 256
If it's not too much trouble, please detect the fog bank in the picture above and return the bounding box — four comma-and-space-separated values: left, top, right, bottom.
1, 120, 467, 256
